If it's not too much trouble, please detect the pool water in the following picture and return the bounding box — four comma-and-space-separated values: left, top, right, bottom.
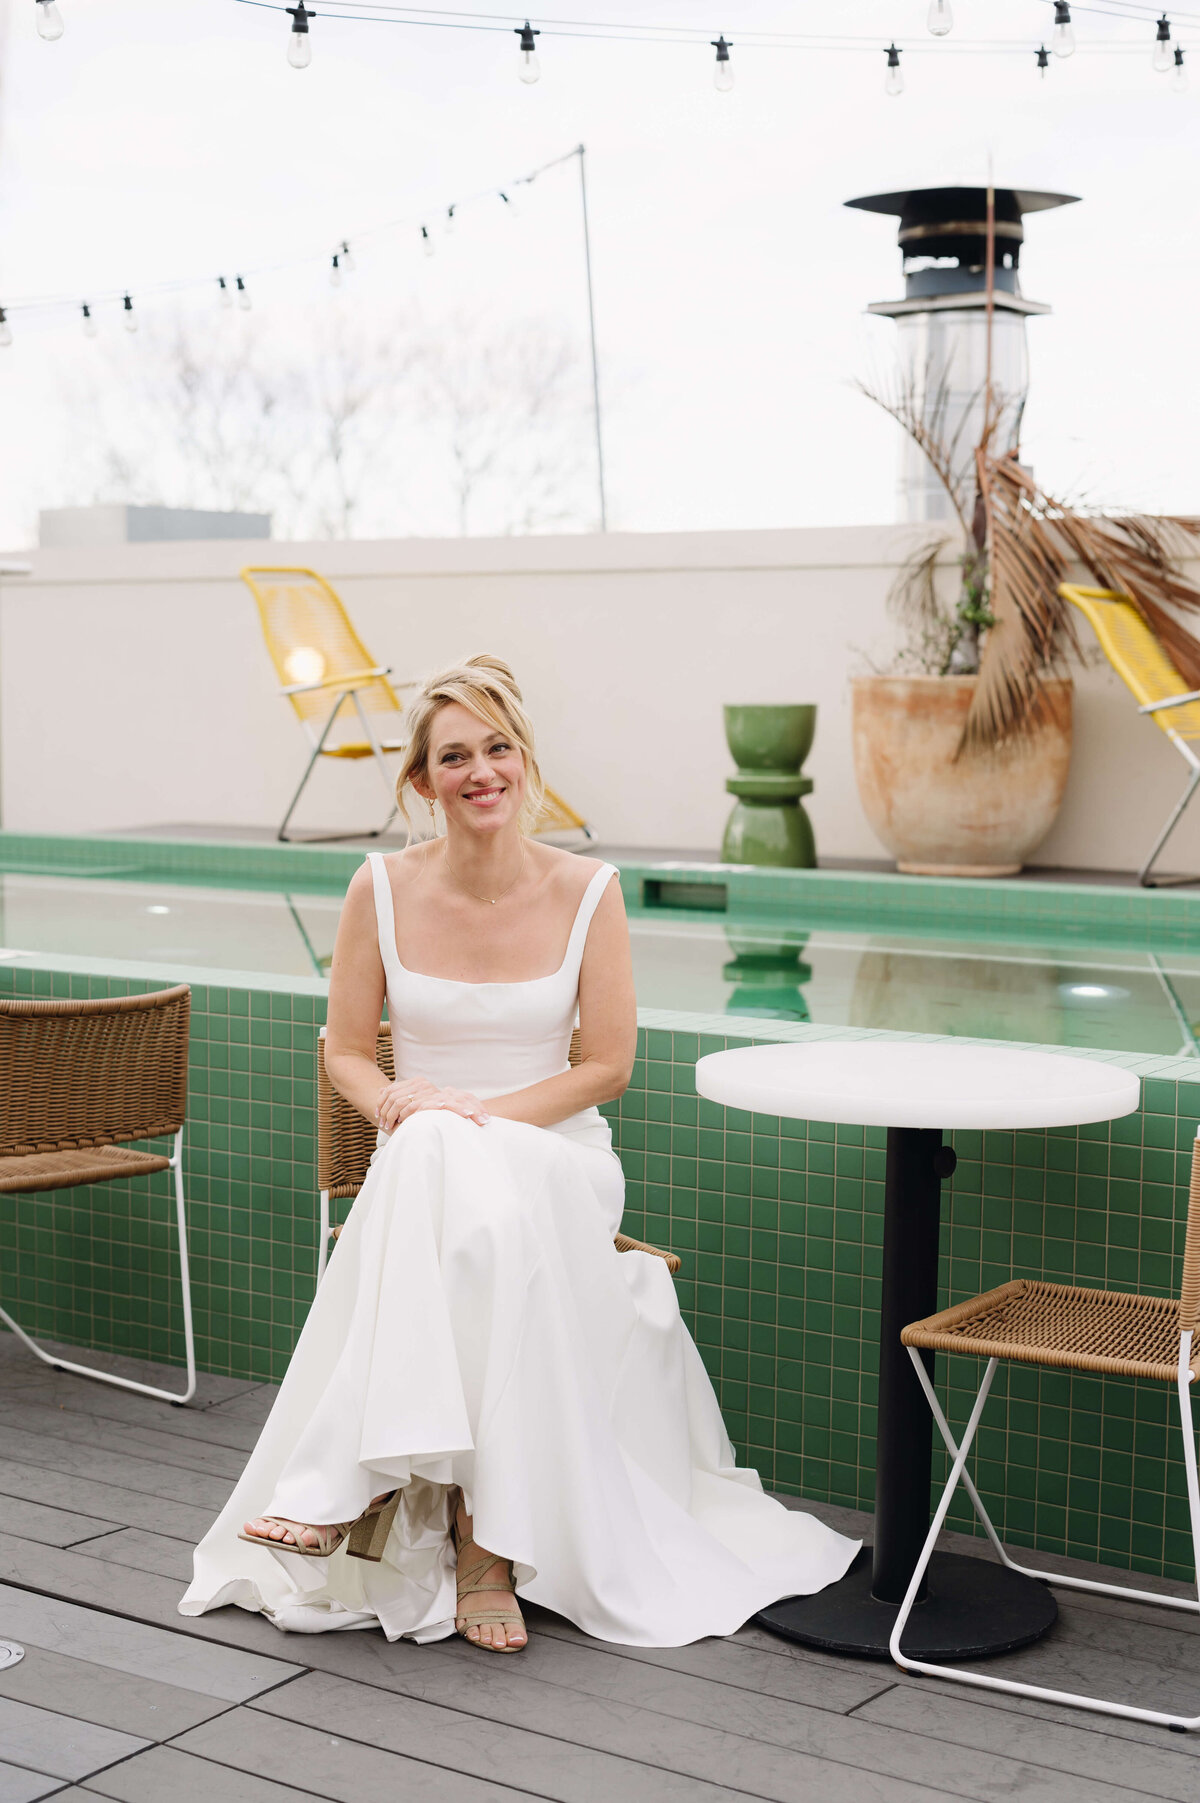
2, 872, 1197, 1059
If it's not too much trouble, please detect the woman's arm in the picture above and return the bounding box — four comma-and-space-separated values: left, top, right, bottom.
484, 875, 636, 1128
323, 864, 394, 1123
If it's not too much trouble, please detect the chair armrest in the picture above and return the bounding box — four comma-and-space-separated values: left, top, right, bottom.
1138, 689, 1200, 715
280, 667, 392, 697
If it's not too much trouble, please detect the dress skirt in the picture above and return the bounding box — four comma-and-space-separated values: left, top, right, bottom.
179, 1110, 858, 1647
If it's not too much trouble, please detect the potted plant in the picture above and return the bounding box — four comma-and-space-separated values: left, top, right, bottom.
853, 385, 1200, 876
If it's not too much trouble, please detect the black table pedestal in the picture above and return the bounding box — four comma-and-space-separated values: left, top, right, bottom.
757, 1125, 1058, 1661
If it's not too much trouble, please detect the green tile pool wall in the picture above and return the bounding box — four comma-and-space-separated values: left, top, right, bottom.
604, 1028, 1200, 1585
3, 958, 1199, 1584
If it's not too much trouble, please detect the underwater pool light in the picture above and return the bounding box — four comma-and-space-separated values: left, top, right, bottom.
146, 905, 170, 916
1060, 983, 1130, 1001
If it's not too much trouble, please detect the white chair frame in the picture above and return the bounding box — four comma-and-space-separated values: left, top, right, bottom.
0, 1130, 197, 1406
1135, 690, 1200, 887
891, 1136, 1200, 1730
277, 668, 412, 845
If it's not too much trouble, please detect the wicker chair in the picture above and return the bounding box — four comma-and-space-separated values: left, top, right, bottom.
317, 1025, 679, 1282
890, 1128, 1200, 1731
0, 986, 196, 1405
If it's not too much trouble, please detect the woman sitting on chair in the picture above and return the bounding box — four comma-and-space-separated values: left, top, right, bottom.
180, 654, 857, 1651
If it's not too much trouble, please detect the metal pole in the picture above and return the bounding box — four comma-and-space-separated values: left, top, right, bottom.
576, 144, 608, 532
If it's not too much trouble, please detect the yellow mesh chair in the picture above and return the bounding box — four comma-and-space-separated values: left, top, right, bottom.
243, 565, 596, 846
1060, 584, 1200, 886
242, 566, 412, 842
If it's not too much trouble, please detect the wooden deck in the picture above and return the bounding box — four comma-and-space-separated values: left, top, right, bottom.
0, 1333, 1198, 1803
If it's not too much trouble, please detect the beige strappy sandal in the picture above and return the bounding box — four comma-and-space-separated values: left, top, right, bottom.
238, 1489, 400, 1561
451, 1495, 526, 1652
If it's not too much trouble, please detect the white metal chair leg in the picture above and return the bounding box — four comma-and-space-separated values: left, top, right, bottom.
892, 1347, 1200, 1730
1140, 764, 1200, 887
350, 691, 402, 840
0, 1131, 197, 1406
317, 1187, 331, 1284
278, 694, 345, 842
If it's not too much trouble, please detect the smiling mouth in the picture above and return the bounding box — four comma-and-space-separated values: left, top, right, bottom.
463, 787, 505, 807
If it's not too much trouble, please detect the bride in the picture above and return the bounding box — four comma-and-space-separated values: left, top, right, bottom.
180, 654, 858, 1652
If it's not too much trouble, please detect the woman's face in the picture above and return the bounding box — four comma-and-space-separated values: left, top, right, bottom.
419, 702, 527, 836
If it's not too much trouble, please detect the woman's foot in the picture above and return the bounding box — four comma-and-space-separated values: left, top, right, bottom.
242, 1492, 393, 1552
451, 1491, 526, 1652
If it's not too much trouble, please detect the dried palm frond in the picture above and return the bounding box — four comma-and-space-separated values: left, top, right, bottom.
964, 451, 1200, 748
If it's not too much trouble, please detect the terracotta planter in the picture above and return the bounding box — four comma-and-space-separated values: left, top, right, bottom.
851, 675, 1073, 877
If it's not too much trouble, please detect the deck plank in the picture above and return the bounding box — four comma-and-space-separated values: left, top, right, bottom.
69, 1528, 196, 1585
0, 1758, 63, 1802
0, 1642, 230, 1741
0, 1585, 301, 1701
0, 1460, 217, 1542
0, 1496, 119, 1550
0, 1425, 230, 1510
76, 1743, 347, 1803
0, 1695, 148, 1782
0, 1401, 247, 1483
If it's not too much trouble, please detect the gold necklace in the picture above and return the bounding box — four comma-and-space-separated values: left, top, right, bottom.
442, 841, 527, 905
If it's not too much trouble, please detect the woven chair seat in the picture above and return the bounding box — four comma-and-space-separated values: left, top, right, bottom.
903, 1278, 1197, 1384
0, 1144, 173, 1196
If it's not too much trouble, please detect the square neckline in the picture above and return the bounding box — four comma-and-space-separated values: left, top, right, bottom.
369, 854, 617, 989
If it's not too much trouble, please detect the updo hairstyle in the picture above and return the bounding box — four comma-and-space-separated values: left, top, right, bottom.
395, 653, 545, 835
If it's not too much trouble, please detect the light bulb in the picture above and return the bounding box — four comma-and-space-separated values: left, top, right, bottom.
515, 19, 541, 83
498, 190, 520, 217
421, 225, 434, 258
1036, 43, 1050, 77
884, 43, 904, 96
445, 206, 456, 235
1173, 44, 1188, 88
711, 35, 734, 92
284, 646, 326, 685
217, 276, 232, 309
81, 303, 97, 338
1154, 13, 1173, 72
122, 294, 137, 334
330, 253, 341, 287
286, 3, 312, 68
0, 310, 11, 349
1052, 2, 1075, 56
926, 0, 952, 37
236, 276, 251, 311
340, 241, 355, 273
35, 1, 64, 42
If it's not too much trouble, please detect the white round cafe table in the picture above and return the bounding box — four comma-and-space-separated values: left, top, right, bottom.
695, 1039, 1140, 1661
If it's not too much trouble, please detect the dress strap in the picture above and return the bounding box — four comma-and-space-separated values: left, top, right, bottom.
561, 862, 619, 972
365, 853, 400, 977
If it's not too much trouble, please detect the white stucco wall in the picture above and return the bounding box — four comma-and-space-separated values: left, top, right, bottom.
0, 524, 1194, 873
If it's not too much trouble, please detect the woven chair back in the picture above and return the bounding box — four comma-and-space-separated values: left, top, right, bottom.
241, 566, 404, 737
0, 986, 190, 1157
1061, 585, 1200, 744
318, 1024, 583, 1200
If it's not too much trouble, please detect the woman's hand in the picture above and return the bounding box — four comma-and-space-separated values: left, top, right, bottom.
375, 1077, 490, 1132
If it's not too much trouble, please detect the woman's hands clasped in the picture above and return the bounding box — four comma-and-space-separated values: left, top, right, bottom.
375, 1076, 491, 1133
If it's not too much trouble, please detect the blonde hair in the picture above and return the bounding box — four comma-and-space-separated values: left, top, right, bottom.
396, 653, 545, 835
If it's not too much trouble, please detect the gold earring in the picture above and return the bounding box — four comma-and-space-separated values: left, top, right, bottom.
427, 797, 437, 829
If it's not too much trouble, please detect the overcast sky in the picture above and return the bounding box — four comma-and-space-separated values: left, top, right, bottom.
0, 0, 1197, 548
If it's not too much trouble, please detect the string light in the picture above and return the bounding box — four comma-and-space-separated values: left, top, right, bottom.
329, 252, 342, 286
926, 1, 952, 38
1154, 12, 1173, 70
286, 2, 314, 69
498, 189, 520, 215
1174, 41, 1189, 83
0, 310, 11, 350
421, 224, 434, 256
884, 42, 904, 95
34, 0, 63, 42
515, 19, 540, 83
445, 205, 456, 235
340, 240, 355, 272
236, 275, 251, 310
81, 302, 96, 337
217, 276, 232, 309
1052, 2, 1076, 56
711, 34, 734, 91
122, 294, 137, 334
1036, 41, 1051, 74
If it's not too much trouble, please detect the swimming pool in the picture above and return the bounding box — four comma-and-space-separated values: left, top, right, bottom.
2, 864, 1197, 1058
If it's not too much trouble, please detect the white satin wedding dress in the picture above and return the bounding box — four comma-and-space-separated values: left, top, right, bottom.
180, 857, 858, 1647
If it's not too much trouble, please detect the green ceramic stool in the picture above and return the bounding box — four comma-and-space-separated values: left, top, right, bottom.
721, 704, 817, 868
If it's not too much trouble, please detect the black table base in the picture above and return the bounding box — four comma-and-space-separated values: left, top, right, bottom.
757, 1124, 1059, 1664
756, 1547, 1058, 1661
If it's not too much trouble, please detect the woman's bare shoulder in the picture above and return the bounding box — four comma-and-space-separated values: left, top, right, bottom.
527, 843, 610, 901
